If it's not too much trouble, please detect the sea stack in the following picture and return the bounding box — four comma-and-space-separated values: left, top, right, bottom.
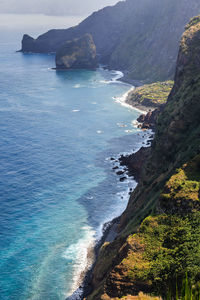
55, 34, 98, 70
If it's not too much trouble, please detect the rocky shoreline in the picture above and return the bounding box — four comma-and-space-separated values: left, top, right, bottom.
65, 68, 160, 300
65, 76, 159, 299
66, 216, 121, 300
68, 114, 155, 299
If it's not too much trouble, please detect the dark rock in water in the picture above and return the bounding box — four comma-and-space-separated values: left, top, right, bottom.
137, 114, 146, 123
55, 34, 98, 70
112, 166, 119, 170
120, 177, 127, 182
116, 171, 125, 176
110, 157, 115, 161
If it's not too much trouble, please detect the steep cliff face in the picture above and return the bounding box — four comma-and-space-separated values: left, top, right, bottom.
55, 34, 97, 69
86, 16, 200, 300
21, 0, 200, 82
121, 15, 200, 231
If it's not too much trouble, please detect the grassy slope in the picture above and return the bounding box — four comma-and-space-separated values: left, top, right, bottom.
126, 81, 174, 108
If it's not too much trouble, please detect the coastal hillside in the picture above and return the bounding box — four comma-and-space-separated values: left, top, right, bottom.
21, 0, 200, 82
126, 81, 174, 109
86, 16, 200, 299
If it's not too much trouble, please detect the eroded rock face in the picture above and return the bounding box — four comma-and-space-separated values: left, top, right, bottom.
55, 34, 98, 70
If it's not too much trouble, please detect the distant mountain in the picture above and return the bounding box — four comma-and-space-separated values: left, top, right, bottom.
0, 0, 118, 16
21, 0, 200, 82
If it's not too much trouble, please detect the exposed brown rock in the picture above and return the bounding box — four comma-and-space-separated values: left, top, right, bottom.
137, 109, 161, 130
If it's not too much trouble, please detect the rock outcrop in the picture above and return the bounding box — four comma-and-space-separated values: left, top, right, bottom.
20, 0, 200, 82
86, 16, 200, 300
137, 109, 161, 130
119, 147, 151, 181
55, 34, 98, 70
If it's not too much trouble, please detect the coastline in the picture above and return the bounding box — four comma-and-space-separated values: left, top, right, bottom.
69, 132, 153, 299
81, 129, 153, 300
67, 70, 154, 300
120, 72, 144, 88
113, 88, 149, 115
115, 72, 155, 114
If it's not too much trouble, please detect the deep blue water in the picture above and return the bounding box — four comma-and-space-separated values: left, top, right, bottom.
0, 28, 147, 300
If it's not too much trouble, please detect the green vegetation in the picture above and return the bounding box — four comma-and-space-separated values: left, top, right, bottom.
128, 213, 200, 298
185, 16, 200, 30
127, 81, 173, 108
118, 293, 161, 299
160, 155, 200, 213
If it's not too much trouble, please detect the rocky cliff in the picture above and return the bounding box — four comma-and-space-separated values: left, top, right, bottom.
55, 34, 97, 70
21, 0, 200, 82
86, 16, 200, 300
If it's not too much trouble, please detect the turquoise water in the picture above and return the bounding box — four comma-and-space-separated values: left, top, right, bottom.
0, 28, 146, 300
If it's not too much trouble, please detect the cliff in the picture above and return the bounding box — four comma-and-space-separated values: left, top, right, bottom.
86, 16, 200, 299
21, 0, 200, 82
55, 34, 97, 70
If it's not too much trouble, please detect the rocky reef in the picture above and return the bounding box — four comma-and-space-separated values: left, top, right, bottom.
85, 16, 200, 300
55, 34, 97, 70
20, 0, 200, 82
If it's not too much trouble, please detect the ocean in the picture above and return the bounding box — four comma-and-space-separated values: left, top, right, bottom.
0, 15, 149, 300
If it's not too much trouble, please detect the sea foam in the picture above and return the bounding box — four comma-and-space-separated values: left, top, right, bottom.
63, 226, 95, 298
114, 87, 148, 114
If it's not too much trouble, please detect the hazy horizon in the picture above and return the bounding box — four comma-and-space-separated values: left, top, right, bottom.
0, 0, 120, 16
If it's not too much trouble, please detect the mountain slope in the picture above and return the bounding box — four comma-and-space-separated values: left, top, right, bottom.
21, 0, 200, 82
86, 16, 200, 300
